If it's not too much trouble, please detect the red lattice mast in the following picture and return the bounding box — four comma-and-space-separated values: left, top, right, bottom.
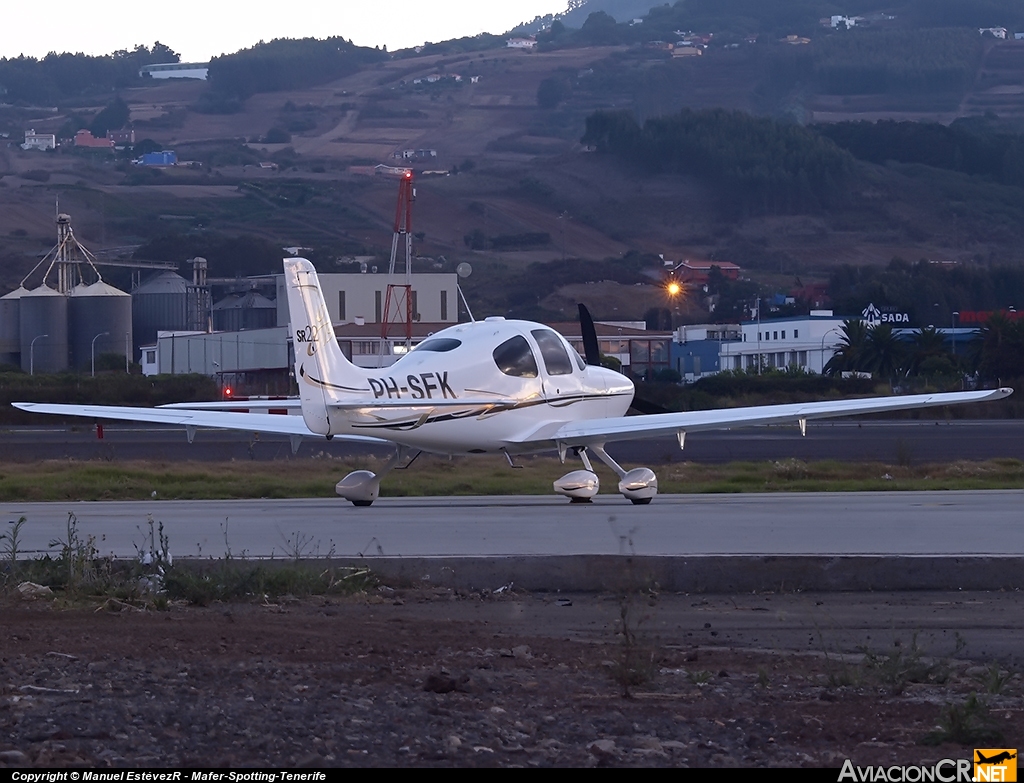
381, 171, 414, 351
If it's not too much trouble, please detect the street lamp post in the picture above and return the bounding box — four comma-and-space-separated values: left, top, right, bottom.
29, 334, 48, 376
951, 311, 960, 389
91, 331, 109, 378
820, 327, 842, 375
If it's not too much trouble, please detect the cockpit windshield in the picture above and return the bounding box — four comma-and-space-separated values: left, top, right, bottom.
492, 335, 539, 378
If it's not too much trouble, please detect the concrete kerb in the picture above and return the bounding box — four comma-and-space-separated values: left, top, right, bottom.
280, 555, 1024, 593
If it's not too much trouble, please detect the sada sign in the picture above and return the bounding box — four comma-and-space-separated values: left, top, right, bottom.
862, 303, 910, 326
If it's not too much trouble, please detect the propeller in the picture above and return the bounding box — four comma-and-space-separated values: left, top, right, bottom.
577, 302, 673, 416
578, 303, 601, 366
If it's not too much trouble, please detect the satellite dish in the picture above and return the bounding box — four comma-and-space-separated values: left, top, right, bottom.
456, 262, 473, 279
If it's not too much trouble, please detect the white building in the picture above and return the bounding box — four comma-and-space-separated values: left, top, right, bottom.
718, 311, 847, 374
274, 271, 459, 330
507, 38, 537, 49
141, 327, 289, 377
139, 62, 209, 79
22, 129, 55, 151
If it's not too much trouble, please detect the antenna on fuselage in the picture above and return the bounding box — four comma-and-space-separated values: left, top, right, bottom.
456, 262, 475, 323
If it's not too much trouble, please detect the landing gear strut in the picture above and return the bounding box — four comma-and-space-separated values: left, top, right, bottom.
592, 444, 658, 504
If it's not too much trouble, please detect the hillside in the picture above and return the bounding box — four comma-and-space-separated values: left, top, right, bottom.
6, 10, 1024, 321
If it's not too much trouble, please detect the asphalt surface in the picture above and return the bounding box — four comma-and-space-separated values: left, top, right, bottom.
6, 491, 1023, 559
3, 419, 1024, 464
5, 491, 1023, 595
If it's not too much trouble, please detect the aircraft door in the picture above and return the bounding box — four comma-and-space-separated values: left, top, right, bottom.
531, 329, 585, 407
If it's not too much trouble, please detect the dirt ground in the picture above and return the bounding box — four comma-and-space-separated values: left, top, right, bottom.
1, 588, 1022, 768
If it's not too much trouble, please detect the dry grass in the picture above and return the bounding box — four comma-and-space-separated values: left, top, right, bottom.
0, 455, 1021, 501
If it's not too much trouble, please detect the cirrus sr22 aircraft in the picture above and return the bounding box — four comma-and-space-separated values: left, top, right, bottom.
14, 258, 1013, 506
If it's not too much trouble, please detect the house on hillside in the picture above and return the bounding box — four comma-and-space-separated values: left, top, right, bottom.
74, 130, 113, 149
22, 129, 55, 151
108, 128, 135, 145
507, 37, 537, 49
980, 27, 1008, 39
675, 259, 742, 283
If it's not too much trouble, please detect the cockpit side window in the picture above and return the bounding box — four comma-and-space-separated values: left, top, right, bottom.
493, 335, 539, 378
413, 338, 461, 352
531, 329, 574, 376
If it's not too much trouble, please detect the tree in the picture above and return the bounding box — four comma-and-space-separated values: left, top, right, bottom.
971, 313, 1024, 385
824, 319, 868, 375
906, 326, 951, 377
537, 77, 568, 109
89, 96, 130, 137
579, 11, 620, 44
263, 127, 291, 143
862, 323, 906, 387
149, 42, 180, 63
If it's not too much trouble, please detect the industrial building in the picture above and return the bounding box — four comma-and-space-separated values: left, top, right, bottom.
273, 271, 459, 328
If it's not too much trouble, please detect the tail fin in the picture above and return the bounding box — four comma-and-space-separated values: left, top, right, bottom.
283, 257, 369, 435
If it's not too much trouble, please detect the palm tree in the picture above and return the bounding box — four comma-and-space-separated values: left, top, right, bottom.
824, 319, 868, 375
862, 323, 906, 388
971, 313, 1024, 385
906, 326, 951, 377
909, 323, 954, 388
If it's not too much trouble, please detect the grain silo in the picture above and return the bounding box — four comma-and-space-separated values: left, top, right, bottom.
0, 286, 27, 367
212, 290, 277, 332
19, 284, 68, 373
132, 271, 190, 349
69, 281, 133, 371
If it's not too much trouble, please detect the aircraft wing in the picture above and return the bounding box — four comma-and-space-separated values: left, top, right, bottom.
11, 402, 389, 444
524, 388, 1013, 447
160, 400, 302, 410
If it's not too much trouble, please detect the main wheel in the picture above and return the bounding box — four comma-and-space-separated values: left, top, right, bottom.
629, 497, 653, 505
352, 500, 374, 507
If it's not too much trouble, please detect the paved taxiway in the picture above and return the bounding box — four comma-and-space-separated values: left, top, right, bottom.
5, 491, 1023, 592
5, 419, 1024, 463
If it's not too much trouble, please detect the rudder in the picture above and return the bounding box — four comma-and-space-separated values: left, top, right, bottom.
283, 257, 370, 435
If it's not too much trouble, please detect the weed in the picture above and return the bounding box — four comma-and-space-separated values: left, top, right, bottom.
608, 580, 659, 698
1, 515, 26, 563
922, 693, 1005, 746
863, 633, 949, 695
163, 562, 376, 606
135, 516, 172, 567
49, 512, 100, 593
277, 530, 333, 560
816, 627, 861, 688
976, 662, 1012, 695
689, 670, 713, 686
757, 667, 771, 689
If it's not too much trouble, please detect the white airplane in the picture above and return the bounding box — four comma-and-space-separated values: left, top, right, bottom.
14, 258, 1013, 506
